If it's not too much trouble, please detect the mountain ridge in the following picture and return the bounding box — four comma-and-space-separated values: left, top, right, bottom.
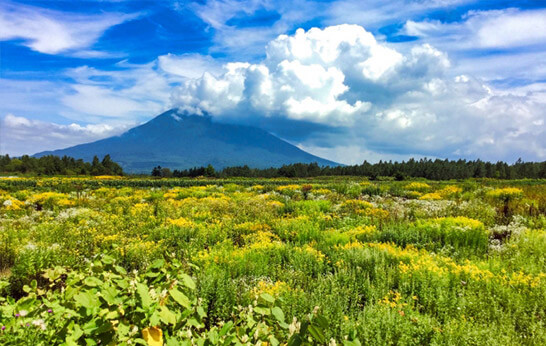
34, 109, 339, 173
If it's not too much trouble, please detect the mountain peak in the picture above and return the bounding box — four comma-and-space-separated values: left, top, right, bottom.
34, 109, 339, 173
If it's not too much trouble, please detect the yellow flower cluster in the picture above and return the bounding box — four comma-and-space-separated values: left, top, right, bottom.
245, 230, 281, 250
379, 290, 408, 309
313, 188, 332, 195
419, 193, 442, 200
438, 185, 462, 197
340, 200, 373, 214
276, 185, 300, 192
346, 225, 378, 240
1, 197, 25, 210
364, 207, 390, 220
486, 187, 523, 199
130, 203, 150, 216
253, 280, 290, 297
434, 216, 484, 230
167, 217, 195, 228
294, 244, 326, 262
266, 200, 284, 208
405, 182, 431, 191
94, 175, 122, 180
29, 192, 71, 204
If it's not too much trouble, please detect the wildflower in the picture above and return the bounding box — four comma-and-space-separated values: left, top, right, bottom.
1, 326, 5, 331
32, 319, 46, 330
47, 309, 53, 313
288, 317, 301, 336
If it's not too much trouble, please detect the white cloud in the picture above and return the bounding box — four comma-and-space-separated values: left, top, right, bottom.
0, 114, 132, 156
186, 0, 318, 58
158, 53, 223, 79
473, 9, 546, 49
298, 144, 436, 165
325, 0, 472, 28
402, 9, 546, 51
0, 1, 139, 55
171, 24, 546, 162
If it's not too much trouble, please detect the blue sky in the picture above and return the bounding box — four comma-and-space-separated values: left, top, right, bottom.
1, 0, 545, 163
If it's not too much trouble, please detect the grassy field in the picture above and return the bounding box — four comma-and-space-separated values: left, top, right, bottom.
0, 176, 545, 345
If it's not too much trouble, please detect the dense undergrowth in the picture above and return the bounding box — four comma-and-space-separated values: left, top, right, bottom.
0, 177, 545, 345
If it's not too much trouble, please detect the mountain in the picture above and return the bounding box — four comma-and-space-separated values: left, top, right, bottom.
34, 109, 339, 173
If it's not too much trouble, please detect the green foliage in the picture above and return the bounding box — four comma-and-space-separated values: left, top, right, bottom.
0, 177, 545, 345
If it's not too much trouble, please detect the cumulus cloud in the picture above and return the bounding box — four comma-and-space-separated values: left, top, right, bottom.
171, 24, 546, 162
0, 114, 132, 156
0, 1, 139, 55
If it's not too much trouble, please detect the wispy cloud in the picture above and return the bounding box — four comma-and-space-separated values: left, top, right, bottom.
403, 8, 546, 50
0, 1, 140, 55
0, 114, 132, 156
186, 0, 319, 59
325, 0, 474, 28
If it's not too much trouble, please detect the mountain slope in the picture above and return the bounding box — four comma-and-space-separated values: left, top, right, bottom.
34, 109, 339, 172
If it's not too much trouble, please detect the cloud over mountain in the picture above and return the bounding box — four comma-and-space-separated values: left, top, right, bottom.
171, 24, 546, 162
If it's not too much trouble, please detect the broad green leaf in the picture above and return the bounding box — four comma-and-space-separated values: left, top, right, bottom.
260, 293, 275, 304
180, 274, 196, 290
104, 310, 119, 320
70, 324, 83, 342
308, 325, 326, 343
254, 306, 269, 315
150, 311, 161, 326
197, 306, 206, 319
287, 335, 303, 346
271, 306, 285, 323
74, 290, 100, 309
169, 288, 190, 309
159, 306, 177, 325
208, 329, 219, 344
166, 338, 181, 346
151, 259, 165, 268
100, 286, 119, 306
219, 321, 233, 337
117, 320, 131, 337
269, 335, 280, 346
136, 283, 152, 309
84, 276, 103, 287
314, 315, 328, 329
101, 255, 115, 265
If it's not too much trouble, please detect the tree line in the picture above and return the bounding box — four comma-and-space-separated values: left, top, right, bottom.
0, 154, 123, 176
2, 154, 544, 179
153, 158, 546, 180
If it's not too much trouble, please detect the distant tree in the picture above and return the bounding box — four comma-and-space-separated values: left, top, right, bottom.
91, 156, 104, 175
161, 167, 173, 178
101, 154, 123, 175
204, 164, 215, 177
151, 166, 162, 177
